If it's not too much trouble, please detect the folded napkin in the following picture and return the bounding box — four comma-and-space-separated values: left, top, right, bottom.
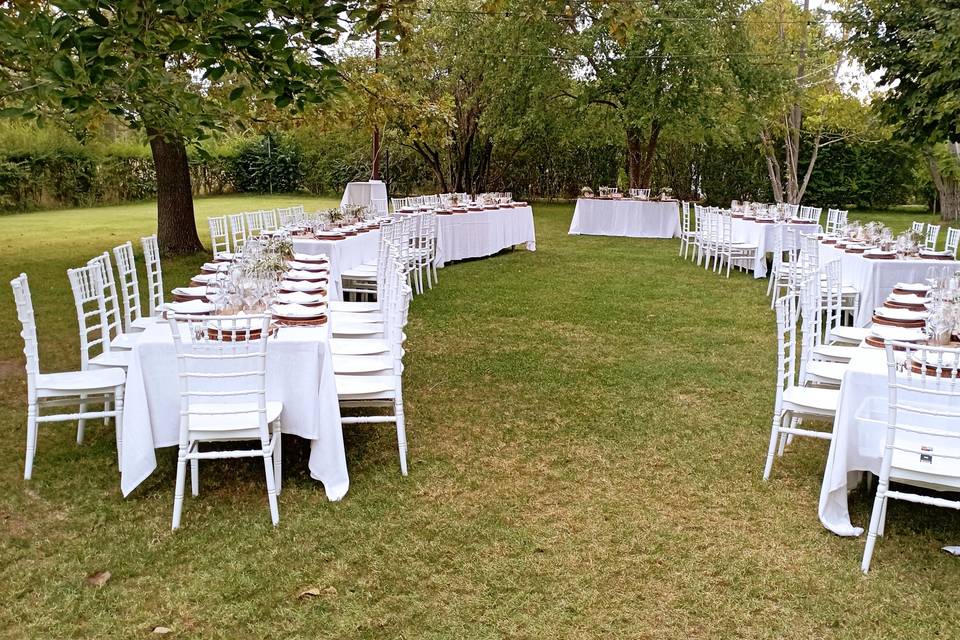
272, 303, 326, 319
293, 252, 329, 262
164, 299, 216, 314
286, 269, 328, 281
281, 280, 325, 292
287, 261, 329, 272
276, 291, 326, 305
172, 286, 209, 297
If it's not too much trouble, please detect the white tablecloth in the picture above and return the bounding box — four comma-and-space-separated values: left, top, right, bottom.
730, 219, 819, 279
435, 206, 536, 267
817, 243, 960, 326
819, 344, 960, 536
569, 199, 679, 238
120, 322, 348, 500
292, 230, 381, 300
340, 180, 387, 208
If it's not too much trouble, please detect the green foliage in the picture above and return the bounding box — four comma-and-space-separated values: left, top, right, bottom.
231, 133, 304, 194
802, 138, 921, 209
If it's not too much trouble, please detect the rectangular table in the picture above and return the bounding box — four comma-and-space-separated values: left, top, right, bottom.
435, 206, 536, 267
819, 344, 960, 536
120, 321, 349, 500
817, 243, 960, 326
569, 199, 679, 238
292, 230, 381, 300
730, 219, 819, 279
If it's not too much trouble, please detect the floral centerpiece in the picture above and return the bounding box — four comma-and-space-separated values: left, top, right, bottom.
581, 186, 594, 198
659, 187, 674, 201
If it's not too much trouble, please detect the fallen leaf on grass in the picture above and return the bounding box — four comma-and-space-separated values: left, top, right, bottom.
297, 586, 337, 600
85, 571, 111, 587
152, 627, 172, 635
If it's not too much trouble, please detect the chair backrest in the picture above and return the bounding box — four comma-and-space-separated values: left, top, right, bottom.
208, 216, 230, 258
912, 221, 925, 235
372, 197, 388, 215
946, 228, 960, 256
799, 233, 820, 278
168, 313, 273, 445
228, 213, 247, 250
87, 252, 124, 344
882, 341, 960, 487
112, 241, 143, 331
773, 295, 799, 408
680, 201, 691, 233
10, 273, 40, 389
67, 263, 111, 369
260, 209, 278, 232
925, 224, 941, 250
244, 210, 263, 237
140, 234, 164, 317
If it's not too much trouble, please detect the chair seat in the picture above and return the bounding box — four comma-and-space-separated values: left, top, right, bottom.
331, 311, 384, 324
36, 368, 126, 393
89, 350, 131, 369
731, 243, 758, 250
328, 301, 380, 313
341, 267, 377, 279
187, 401, 283, 435
783, 386, 840, 416
335, 374, 397, 398
331, 321, 384, 337
806, 360, 847, 384
332, 353, 395, 374
830, 326, 870, 344
329, 338, 391, 355
812, 344, 859, 362
890, 438, 960, 491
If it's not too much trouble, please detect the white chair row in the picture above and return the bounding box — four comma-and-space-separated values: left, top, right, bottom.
691, 205, 758, 277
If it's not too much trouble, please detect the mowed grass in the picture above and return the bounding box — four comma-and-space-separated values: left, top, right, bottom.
0, 197, 957, 638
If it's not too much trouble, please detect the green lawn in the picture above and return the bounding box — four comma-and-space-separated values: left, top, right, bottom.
0, 197, 957, 638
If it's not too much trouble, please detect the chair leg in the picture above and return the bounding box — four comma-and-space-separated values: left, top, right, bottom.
262, 452, 280, 526
763, 412, 783, 480
395, 396, 408, 476
77, 394, 87, 444
114, 386, 124, 468
190, 457, 199, 497
103, 399, 111, 427
172, 448, 187, 530
24, 402, 38, 480
861, 482, 888, 573
273, 423, 282, 495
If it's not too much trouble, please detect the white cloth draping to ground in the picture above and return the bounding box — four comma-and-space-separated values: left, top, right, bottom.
568, 199, 680, 238
819, 345, 960, 536
817, 243, 960, 326
340, 180, 387, 208
730, 219, 819, 279
434, 206, 536, 267
119, 322, 348, 500
292, 230, 381, 300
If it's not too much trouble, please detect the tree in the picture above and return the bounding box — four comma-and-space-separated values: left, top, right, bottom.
0, 0, 403, 253
559, 0, 743, 189
842, 0, 960, 218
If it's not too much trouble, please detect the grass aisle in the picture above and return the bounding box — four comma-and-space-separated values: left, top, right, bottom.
0, 199, 956, 638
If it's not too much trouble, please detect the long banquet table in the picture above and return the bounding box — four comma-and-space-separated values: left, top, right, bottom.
434, 205, 536, 267
817, 242, 960, 326
119, 321, 349, 500
730, 218, 820, 279
569, 198, 680, 238
292, 230, 381, 300
818, 343, 960, 536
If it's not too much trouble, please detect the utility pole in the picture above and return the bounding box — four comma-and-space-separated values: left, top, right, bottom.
371, 27, 381, 180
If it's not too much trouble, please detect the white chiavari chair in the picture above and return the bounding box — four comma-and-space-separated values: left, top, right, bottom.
291, 204, 305, 219
717, 211, 758, 277
113, 241, 153, 332
825, 209, 842, 235
228, 213, 247, 250
763, 295, 839, 481
371, 197, 388, 216
207, 215, 231, 260
798, 268, 858, 364
260, 209, 279, 232
678, 201, 695, 259
946, 228, 960, 257
786, 203, 800, 219
861, 341, 960, 573
798, 269, 847, 388
276, 207, 295, 227
912, 221, 925, 235
244, 210, 264, 237
140, 234, 164, 317
67, 263, 130, 371
11, 274, 126, 478
768, 227, 796, 306
925, 223, 941, 251
629, 188, 650, 198
87, 252, 141, 350
167, 313, 283, 530
822, 259, 869, 346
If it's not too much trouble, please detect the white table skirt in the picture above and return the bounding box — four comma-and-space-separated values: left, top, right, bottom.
569, 199, 680, 238
292, 230, 381, 301
730, 219, 819, 279
340, 180, 387, 208
817, 243, 960, 326
435, 206, 536, 267
120, 322, 349, 500
819, 345, 960, 536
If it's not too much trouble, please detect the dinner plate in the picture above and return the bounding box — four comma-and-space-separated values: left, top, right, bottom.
894, 282, 931, 293
201, 262, 230, 273
271, 303, 326, 319
887, 292, 929, 305
171, 286, 209, 298
276, 291, 326, 306
869, 325, 927, 342
286, 261, 329, 272
921, 250, 953, 258
190, 273, 216, 283
280, 280, 326, 293
285, 269, 328, 282
163, 300, 216, 315
292, 252, 328, 263
874, 306, 928, 321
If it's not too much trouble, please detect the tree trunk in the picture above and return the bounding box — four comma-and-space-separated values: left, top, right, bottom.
147, 128, 204, 255
626, 126, 643, 189
928, 151, 960, 221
